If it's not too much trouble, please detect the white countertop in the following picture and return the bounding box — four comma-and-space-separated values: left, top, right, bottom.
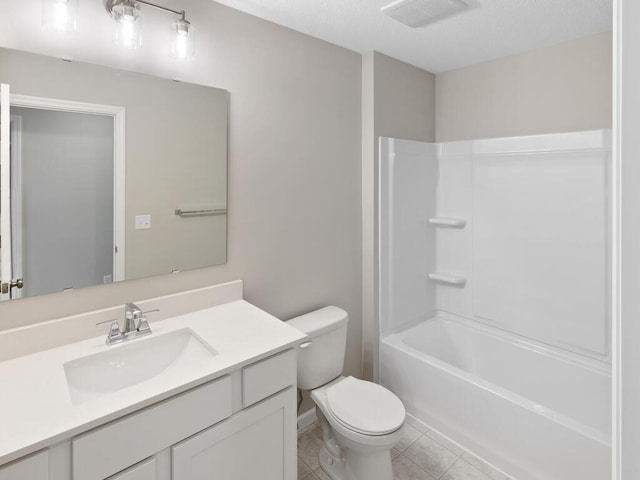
0, 299, 306, 465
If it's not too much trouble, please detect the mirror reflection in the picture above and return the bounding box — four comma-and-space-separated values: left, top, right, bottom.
0, 47, 228, 301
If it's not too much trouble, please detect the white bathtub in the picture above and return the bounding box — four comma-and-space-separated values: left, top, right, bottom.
380, 314, 611, 480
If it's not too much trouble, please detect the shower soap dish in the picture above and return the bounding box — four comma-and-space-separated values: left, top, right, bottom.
428, 217, 466, 228
428, 272, 467, 286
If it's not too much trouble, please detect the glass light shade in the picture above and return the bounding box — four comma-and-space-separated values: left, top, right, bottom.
112, 1, 143, 50
42, 0, 78, 32
170, 19, 195, 60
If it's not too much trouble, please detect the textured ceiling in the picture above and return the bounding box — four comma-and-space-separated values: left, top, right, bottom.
211, 0, 612, 73
0, 1, 612, 78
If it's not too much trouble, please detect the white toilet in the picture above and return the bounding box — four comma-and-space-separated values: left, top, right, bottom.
288, 306, 405, 480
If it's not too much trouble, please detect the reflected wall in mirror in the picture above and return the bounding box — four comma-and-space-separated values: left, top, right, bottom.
0, 47, 228, 301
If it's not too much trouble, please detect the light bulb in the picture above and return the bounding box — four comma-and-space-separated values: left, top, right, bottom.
121, 20, 136, 49
52, 0, 68, 30
170, 18, 195, 60
176, 30, 187, 59
42, 0, 78, 32
112, 1, 142, 50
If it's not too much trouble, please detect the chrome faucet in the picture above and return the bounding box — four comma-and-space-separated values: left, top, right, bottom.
96, 303, 159, 345
125, 303, 143, 333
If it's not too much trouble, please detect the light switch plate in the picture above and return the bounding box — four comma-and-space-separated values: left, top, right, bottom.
135, 214, 151, 230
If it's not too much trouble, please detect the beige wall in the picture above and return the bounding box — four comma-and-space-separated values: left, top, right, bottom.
436, 32, 612, 142
0, 2, 363, 379
361, 52, 436, 379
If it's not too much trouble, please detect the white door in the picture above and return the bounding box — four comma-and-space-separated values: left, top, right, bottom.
0, 83, 12, 301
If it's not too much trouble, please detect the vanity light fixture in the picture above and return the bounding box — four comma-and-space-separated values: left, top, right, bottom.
169, 16, 195, 60
42, 0, 79, 32
106, 0, 195, 59
109, 0, 143, 49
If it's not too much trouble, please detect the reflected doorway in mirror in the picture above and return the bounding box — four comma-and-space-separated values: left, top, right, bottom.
1, 93, 125, 300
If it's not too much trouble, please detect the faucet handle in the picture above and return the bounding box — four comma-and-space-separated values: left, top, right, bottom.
96, 319, 124, 345
137, 309, 159, 334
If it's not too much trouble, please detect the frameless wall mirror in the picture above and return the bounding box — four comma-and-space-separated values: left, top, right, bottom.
0, 47, 228, 301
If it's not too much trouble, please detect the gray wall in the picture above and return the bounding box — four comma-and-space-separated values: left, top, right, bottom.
0, 2, 363, 380
362, 52, 436, 379
14, 107, 114, 296
435, 33, 612, 141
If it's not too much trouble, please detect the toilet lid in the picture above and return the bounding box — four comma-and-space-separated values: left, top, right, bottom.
326, 376, 405, 435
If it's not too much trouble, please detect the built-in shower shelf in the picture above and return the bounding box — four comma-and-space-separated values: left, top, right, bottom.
428, 272, 467, 286
428, 217, 467, 228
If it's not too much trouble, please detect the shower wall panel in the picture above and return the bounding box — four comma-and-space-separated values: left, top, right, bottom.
379, 130, 611, 360
472, 136, 609, 358
379, 137, 439, 335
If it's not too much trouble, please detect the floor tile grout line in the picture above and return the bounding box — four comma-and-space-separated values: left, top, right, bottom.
424, 431, 465, 459
398, 451, 439, 480
397, 431, 422, 454
298, 454, 313, 473
400, 431, 465, 480
412, 430, 465, 458
438, 456, 462, 479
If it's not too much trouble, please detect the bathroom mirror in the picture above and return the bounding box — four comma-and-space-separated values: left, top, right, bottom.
0, 47, 228, 301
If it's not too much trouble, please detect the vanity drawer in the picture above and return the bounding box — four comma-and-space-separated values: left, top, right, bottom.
73, 376, 232, 480
242, 349, 296, 407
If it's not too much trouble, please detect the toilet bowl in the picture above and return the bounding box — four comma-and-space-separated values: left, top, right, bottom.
311, 376, 405, 480
287, 307, 406, 480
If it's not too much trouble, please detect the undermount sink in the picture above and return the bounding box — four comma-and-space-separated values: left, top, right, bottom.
64, 328, 217, 405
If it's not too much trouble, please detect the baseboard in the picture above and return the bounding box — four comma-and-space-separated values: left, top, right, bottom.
297, 407, 317, 433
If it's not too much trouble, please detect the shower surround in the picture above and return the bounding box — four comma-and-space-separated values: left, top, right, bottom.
378, 131, 611, 480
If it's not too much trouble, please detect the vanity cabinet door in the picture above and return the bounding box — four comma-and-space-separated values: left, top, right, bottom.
0, 450, 48, 480
73, 376, 231, 480
172, 387, 296, 480
107, 458, 156, 480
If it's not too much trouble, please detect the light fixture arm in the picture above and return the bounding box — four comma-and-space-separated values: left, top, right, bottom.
136, 0, 186, 21
105, 0, 195, 58
106, 0, 188, 22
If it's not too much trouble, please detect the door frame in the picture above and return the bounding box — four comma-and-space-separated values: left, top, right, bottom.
0, 84, 10, 301
9, 114, 23, 299
10, 94, 126, 282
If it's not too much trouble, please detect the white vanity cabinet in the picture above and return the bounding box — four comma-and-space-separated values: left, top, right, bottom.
72, 376, 233, 480
0, 293, 306, 480
172, 348, 298, 480
0, 349, 297, 480
172, 387, 296, 480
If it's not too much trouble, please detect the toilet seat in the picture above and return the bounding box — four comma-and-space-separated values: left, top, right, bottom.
325, 376, 405, 436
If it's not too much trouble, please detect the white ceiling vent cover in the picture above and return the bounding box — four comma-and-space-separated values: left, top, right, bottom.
381, 0, 470, 28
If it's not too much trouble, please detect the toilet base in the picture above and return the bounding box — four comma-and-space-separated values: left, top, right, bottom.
319, 443, 394, 480
312, 380, 402, 480
319, 445, 345, 480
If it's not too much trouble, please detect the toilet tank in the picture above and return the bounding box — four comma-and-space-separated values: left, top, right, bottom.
287, 306, 348, 390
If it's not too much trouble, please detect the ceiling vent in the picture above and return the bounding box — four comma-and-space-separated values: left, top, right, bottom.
381, 0, 470, 28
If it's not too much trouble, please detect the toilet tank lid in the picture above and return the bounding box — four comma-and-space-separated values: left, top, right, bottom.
286, 306, 348, 337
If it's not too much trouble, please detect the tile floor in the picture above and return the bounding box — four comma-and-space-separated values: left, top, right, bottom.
297, 416, 514, 480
